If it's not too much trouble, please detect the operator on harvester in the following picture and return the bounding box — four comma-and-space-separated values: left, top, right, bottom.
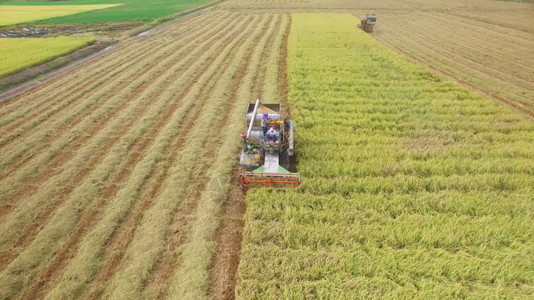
266, 125, 279, 143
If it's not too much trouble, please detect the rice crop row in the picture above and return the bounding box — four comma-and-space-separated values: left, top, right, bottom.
236, 13, 534, 299
0, 10, 289, 299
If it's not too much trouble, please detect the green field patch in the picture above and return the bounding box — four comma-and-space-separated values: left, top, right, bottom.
0, 4, 121, 26
0, 37, 95, 77
236, 13, 534, 298
1, 0, 215, 24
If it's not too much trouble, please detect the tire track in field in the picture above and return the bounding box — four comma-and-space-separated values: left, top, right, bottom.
0, 36, 181, 157
0, 46, 128, 119
0, 42, 165, 181
411, 16, 534, 75
51, 12, 251, 296
394, 15, 534, 78
0, 14, 227, 219
279, 15, 291, 118
0, 14, 219, 182
383, 32, 534, 106
145, 15, 278, 299
0, 40, 170, 172
447, 11, 534, 35
208, 13, 290, 300
428, 12, 534, 53
377, 16, 534, 114
0, 38, 166, 134
70, 15, 251, 297
0, 43, 183, 272
0, 40, 181, 223
136, 15, 269, 297
79, 17, 249, 292
251, 16, 280, 99
19, 13, 252, 300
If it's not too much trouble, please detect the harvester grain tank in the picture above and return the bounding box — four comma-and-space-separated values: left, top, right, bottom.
359, 11, 377, 33
238, 99, 300, 191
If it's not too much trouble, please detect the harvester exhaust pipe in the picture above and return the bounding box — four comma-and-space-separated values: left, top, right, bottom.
288, 121, 294, 156
246, 99, 260, 139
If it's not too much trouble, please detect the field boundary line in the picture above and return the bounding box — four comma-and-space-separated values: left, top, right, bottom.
0, 19, 224, 277
0, 36, 194, 225
130, 0, 229, 39
378, 36, 534, 119
384, 18, 534, 93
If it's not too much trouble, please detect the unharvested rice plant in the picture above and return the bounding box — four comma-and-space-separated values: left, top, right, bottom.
236, 13, 534, 298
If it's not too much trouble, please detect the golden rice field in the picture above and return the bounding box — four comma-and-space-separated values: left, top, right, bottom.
237, 13, 534, 298
0, 5, 122, 26
0, 10, 289, 299
1, 0, 533, 299
0, 37, 95, 78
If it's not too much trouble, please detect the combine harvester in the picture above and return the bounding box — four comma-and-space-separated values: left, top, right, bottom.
238, 99, 300, 191
359, 11, 377, 33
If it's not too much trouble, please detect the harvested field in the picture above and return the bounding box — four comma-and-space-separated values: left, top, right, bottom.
375, 5, 534, 116
0, 9, 289, 299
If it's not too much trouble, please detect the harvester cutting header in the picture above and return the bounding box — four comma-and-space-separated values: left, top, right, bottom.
238, 99, 300, 191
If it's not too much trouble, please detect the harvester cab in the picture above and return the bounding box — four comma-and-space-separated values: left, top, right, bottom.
238, 99, 300, 191
359, 11, 377, 33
